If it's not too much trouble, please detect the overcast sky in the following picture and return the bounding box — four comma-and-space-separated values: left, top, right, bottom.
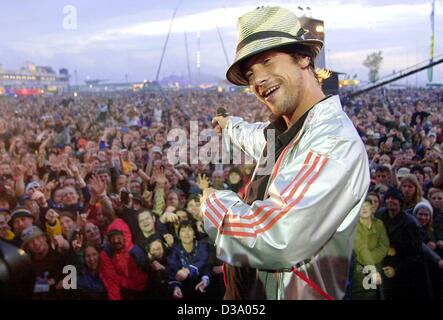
0, 0, 441, 85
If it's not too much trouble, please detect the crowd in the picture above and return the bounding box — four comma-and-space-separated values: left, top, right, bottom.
0, 86, 442, 300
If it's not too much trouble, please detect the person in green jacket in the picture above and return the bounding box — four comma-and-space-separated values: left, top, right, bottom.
351, 198, 390, 299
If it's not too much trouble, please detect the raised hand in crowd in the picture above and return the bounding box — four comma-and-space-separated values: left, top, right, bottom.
197, 174, 209, 191
195, 277, 209, 293
45, 209, 59, 226
89, 175, 107, 197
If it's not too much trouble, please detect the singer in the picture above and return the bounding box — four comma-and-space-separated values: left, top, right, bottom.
200, 6, 370, 300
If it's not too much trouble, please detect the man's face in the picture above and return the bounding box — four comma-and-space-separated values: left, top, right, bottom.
431, 192, 443, 210
375, 171, 389, 185
116, 175, 128, 193
0, 214, 10, 236
166, 192, 179, 209
12, 216, 34, 235
60, 216, 76, 236
149, 240, 164, 261
63, 187, 79, 205
98, 172, 110, 185
109, 234, 125, 251
379, 155, 391, 166
138, 211, 155, 234
26, 235, 49, 257
53, 189, 64, 204
0, 164, 11, 176
386, 197, 401, 217
245, 50, 306, 118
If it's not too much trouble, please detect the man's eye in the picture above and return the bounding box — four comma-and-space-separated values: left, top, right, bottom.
264, 58, 271, 64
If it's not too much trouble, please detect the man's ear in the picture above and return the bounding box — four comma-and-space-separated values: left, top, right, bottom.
297, 56, 311, 69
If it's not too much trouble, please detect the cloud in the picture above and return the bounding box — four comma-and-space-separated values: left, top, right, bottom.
2, 0, 440, 83
90, 1, 434, 43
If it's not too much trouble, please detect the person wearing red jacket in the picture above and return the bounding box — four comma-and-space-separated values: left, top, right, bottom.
99, 218, 149, 300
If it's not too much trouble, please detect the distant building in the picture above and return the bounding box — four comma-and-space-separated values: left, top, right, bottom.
0, 62, 69, 96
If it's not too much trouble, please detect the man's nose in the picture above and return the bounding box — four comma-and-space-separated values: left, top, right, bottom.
252, 66, 270, 87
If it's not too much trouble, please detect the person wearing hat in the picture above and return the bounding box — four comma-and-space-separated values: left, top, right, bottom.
151, 146, 163, 161
377, 188, 433, 299
203, 6, 370, 300
20, 225, 69, 298
412, 201, 443, 297
414, 201, 435, 245
99, 218, 148, 300
9, 206, 35, 240
396, 167, 410, 183
25, 181, 42, 195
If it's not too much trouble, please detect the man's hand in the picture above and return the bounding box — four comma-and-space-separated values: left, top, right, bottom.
195, 277, 209, 293
160, 211, 178, 224
45, 180, 58, 193
45, 209, 59, 226
163, 233, 174, 247
152, 167, 167, 188
51, 235, 70, 252
382, 266, 396, 278
71, 232, 84, 253
427, 241, 437, 251
387, 247, 396, 257
32, 190, 47, 207
69, 162, 81, 177
176, 268, 190, 281
212, 115, 229, 135
13, 164, 27, 177
89, 175, 106, 196
198, 174, 209, 190
173, 286, 183, 299
142, 190, 153, 203
151, 260, 166, 272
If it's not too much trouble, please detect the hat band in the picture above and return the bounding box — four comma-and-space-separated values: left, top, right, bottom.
236, 30, 305, 52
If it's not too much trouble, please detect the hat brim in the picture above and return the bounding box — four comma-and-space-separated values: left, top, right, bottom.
226, 39, 323, 86
8, 212, 35, 227
107, 229, 123, 237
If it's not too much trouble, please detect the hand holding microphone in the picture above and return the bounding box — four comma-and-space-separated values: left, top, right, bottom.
212, 107, 230, 135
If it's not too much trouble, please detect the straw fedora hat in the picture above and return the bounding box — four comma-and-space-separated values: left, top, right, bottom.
226, 6, 324, 86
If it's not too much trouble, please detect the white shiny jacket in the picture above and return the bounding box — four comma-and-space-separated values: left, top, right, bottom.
201, 95, 370, 299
